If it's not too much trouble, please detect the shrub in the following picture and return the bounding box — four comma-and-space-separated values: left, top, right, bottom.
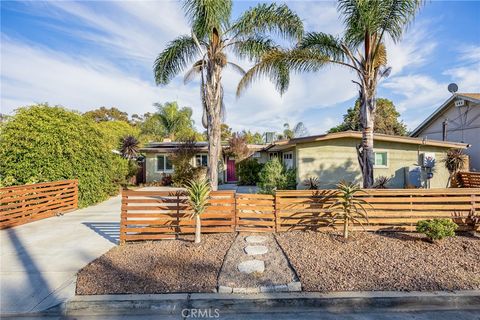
258, 158, 296, 194
416, 219, 458, 242
302, 177, 319, 190
169, 140, 203, 187
161, 174, 173, 186
236, 158, 263, 185
373, 176, 391, 189
0, 104, 129, 207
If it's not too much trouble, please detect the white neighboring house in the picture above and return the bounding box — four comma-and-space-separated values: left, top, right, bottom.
411, 93, 480, 171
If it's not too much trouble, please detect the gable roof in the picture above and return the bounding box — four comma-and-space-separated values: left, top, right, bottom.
263, 130, 468, 150
410, 93, 480, 137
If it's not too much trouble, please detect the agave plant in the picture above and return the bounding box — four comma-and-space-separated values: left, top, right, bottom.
373, 176, 391, 189
185, 178, 211, 243
302, 177, 319, 190
443, 148, 465, 187
328, 181, 370, 239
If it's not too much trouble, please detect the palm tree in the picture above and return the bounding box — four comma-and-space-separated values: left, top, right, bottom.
120, 135, 139, 159
238, 0, 423, 188
282, 122, 309, 139
154, 0, 303, 190
185, 178, 211, 243
154, 102, 195, 140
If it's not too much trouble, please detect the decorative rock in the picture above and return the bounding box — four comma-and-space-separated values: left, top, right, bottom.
244, 287, 260, 294
245, 235, 267, 244
244, 245, 268, 256
232, 287, 247, 294
287, 281, 302, 292
237, 260, 265, 274
218, 286, 233, 293
260, 285, 276, 293
274, 284, 289, 292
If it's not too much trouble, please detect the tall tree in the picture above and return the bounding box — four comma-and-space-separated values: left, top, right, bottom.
238, 0, 423, 188
329, 98, 407, 135
281, 122, 309, 139
241, 130, 264, 144
154, 102, 196, 140
153, 0, 303, 190
83, 107, 129, 123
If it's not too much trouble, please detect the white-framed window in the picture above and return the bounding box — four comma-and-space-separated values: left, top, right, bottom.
157, 155, 173, 172
373, 151, 388, 168
195, 154, 208, 167
283, 152, 293, 169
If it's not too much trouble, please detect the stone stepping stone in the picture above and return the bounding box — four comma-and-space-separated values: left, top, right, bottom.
244, 245, 268, 256
245, 235, 267, 244
238, 260, 265, 274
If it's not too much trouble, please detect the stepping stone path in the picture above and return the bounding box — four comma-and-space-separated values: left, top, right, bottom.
244, 245, 268, 256
218, 233, 302, 294
238, 260, 265, 274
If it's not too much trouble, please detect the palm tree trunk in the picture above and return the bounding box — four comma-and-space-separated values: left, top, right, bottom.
343, 218, 349, 239
358, 91, 376, 188
195, 214, 201, 243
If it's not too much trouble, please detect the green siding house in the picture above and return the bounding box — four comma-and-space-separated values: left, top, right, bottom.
258, 131, 468, 189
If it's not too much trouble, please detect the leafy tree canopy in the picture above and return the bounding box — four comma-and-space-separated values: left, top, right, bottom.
95, 120, 140, 150
328, 98, 407, 136
280, 122, 308, 139
0, 104, 129, 206
241, 130, 264, 144
83, 106, 129, 123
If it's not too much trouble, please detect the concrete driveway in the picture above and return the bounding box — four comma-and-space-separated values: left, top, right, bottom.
0, 195, 121, 315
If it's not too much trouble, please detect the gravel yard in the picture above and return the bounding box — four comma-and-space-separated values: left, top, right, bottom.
275, 231, 480, 292
76, 233, 235, 294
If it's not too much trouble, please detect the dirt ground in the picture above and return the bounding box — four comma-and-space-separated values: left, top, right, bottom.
275, 231, 480, 292
218, 233, 298, 288
76, 233, 235, 294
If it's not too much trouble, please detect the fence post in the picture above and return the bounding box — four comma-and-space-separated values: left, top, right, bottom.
73, 179, 79, 209
274, 191, 278, 233
119, 189, 127, 245
233, 191, 238, 233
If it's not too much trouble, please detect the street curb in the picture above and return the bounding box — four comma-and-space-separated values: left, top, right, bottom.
6, 290, 475, 317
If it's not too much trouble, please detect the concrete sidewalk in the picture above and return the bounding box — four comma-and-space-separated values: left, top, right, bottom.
0, 195, 121, 314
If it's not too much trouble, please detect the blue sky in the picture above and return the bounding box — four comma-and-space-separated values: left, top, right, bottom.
1, 0, 479, 135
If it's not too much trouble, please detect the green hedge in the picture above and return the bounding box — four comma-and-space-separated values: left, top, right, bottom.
0, 104, 129, 207
258, 158, 296, 194
236, 158, 263, 185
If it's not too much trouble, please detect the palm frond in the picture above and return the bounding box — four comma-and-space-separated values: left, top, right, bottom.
236, 48, 328, 97
231, 3, 303, 41
184, 59, 204, 84
377, 0, 424, 43
183, 0, 232, 39
299, 32, 347, 62
227, 62, 246, 76
230, 35, 279, 62
154, 35, 200, 85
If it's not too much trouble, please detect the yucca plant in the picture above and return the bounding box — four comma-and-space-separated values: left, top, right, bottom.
443, 148, 465, 187
328, 181, 370, 239
373, 176, 391, 189
185, 178, 211, 243
302, 177, 319, 190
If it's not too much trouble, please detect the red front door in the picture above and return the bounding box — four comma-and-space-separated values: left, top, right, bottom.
227, 159, 237, 182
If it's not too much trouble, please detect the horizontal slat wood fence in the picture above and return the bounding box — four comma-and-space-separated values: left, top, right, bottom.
120, 188, 480, 242
235, 193, 275, 232
276, 189, 480, 232
457, 172, 480, 188
0, 180, 78, 229
120, 190, 235, 242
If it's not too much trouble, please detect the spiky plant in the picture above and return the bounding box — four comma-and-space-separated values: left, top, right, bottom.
443, 148, 465, 187
302, 177, 319, 190
238, 0, 424, 188
154, 1, 303, 191
120, 135, 139, 159
185, 178, 211, 243
328, 181, 370, 239
373, 176, 391, 189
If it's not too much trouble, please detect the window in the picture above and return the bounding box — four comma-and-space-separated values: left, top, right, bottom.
269, 152, 278, 159
195, 154, 208, 167
252, 152, 261, 158
283, 152, 293, 169
157, 155, 173, 172
374, 152, 388, 167
283, 153, 292, 160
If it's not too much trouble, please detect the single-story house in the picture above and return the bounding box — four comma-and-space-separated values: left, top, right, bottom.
139, 140, 266, 184
256, 131, 468, 189
410, 93, 479, 171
